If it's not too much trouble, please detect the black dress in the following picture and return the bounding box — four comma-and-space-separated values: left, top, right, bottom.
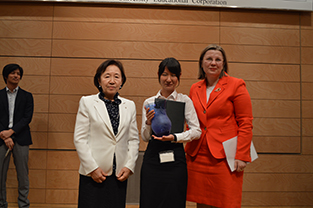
140, 138, 187, 208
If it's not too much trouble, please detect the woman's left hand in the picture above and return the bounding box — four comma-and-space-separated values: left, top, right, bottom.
117, 167, 133, 182
235, 159, 247, 172
152, 134, 175, 142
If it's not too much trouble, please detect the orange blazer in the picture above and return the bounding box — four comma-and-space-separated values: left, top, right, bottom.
185, 75, 253, 162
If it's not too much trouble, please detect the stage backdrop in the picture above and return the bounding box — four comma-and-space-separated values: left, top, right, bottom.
0, 0, 312, 11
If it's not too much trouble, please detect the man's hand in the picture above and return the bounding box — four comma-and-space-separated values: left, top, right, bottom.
0, 129, 14, 140
4, 138, 14, 150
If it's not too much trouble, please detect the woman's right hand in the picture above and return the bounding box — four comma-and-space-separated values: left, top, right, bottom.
90, 167, 107, 183
144, 106, 155, 125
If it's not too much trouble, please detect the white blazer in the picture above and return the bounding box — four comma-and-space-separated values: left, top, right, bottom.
74, 94, 139, 177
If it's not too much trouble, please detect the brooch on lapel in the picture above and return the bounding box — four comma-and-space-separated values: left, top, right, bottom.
215, 88, 221, 92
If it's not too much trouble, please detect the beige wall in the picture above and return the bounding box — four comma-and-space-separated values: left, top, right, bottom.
0, 2, 312, 206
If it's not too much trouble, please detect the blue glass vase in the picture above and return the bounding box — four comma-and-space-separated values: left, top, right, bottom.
145, 99, 172, 137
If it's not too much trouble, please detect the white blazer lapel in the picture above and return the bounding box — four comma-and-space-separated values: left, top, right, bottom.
93, 97, 116, 138
116, 100, 127, 141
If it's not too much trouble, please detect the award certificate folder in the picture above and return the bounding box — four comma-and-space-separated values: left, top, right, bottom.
155, 98, 185, 134
222, 136, 258, 172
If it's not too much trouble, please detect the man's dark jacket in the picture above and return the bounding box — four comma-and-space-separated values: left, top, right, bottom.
0, 87, 34, 146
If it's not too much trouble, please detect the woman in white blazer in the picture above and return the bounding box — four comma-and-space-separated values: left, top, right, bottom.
74, 59, 139, 208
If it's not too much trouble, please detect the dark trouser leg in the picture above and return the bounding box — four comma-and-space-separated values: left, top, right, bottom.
0, 145, 10, 208
12, 144, 30, 208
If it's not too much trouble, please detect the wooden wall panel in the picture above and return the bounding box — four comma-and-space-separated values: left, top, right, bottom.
303, 101, 313, 118
139, 139, 148, 151
30, 113, 48, 132
243, 174, 313, 191
19, 75, 50, 94
53, 5, 220, 25
301, 30, 313, 46
302, 119, 313, 136
253, 137, 300, 153
49, 95, 80, 114
302, 65, 313, 82
253, 118, 300, 136
124, 78, 166, 96
53, 22, 219, 43
45, 190, 78, 204
229, 63, 300, 82
301, 47, 313, 64
0, 3, 53, 21
0, 81, 6, 89
50, 76, 95, 95
29, 150, 47, 169
28, 189, 46, 203
0, 20, 53, 39
0, 57, 50, 75
29, 170, 47, 189
245, 155, 313, 173
46, 170, 79, 189
222, 45, 300, 64
0, 79, 49, 93
6, 188, 18, 202
246, 81, 300, 100
252, 100, 300, 118
0, 39, 51, 57
30, 113, 49, 131
122, 60, 168, 79
7, 188, 50, 203
301, 11, 313, 30
242, 192, 313, 206
51, 58, 198, 79
52, 40, 206, 60
221, 27, 300, 46
48, 114, 76, 132
6, 169, 18, 187
180, 62, 199, 79
31, 132, 48, 149
51, 58, 100, 76
48, 132, 75, 149
220, 9, 300, 29
302, 137, 313, 155
46, 151, 79, 170
33, 94, 49, 113
302, 83, 313, 99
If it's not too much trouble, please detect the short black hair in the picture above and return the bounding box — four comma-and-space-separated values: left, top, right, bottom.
158, 57, 181, 84
2, 63, 24, 84
94, 59, 126, 92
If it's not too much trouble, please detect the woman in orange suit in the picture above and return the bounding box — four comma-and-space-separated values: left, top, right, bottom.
185, 44, 253, 208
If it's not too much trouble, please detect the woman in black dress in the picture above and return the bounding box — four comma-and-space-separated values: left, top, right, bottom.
140, 58, 201, 208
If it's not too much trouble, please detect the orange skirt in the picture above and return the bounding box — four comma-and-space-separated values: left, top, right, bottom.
186, 138, 244, 208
